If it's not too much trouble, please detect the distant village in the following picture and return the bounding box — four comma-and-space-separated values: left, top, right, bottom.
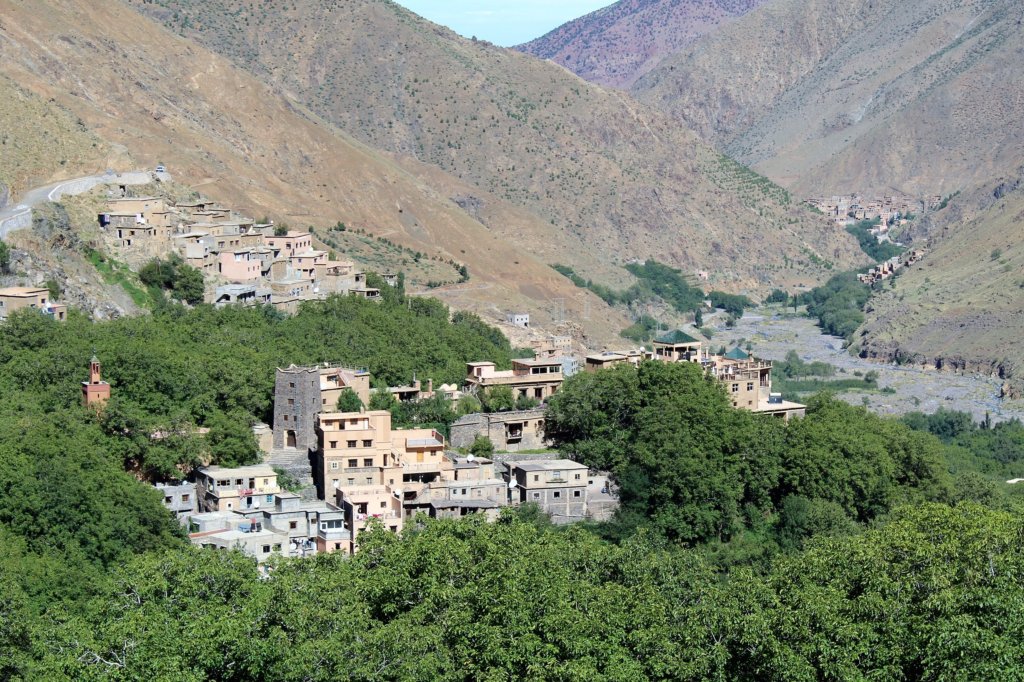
805, 192, 941, 230
97, 192, 389, 311
75, 329, 805, 564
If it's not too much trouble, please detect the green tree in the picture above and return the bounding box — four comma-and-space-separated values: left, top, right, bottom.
0, 239, 10, 275
335, 387, 364, 412
172, 263, 205, 305
481, 385, 515, 413
205, 410, 259, 467
469, 434, 495, 459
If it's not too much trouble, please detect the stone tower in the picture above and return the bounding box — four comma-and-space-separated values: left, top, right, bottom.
272, 365, 321, 451
82, 355, 111, 408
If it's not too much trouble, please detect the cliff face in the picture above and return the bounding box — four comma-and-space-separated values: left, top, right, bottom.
516, 0, 767, 89
856, 170, 1024, 397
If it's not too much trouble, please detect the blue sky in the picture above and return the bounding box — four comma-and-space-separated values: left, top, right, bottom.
393, 1, 614, 46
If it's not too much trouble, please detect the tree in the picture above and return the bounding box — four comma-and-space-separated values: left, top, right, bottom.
205, 410, 259, 467
172, 264, 205, 305
481, 386, 515, 413
469, 434, 494, 459
0, 239, 10, 275
336, 387, 363, 412
368, 388, 399, 412
274, 224, 288, 236
694, 307, 704, 328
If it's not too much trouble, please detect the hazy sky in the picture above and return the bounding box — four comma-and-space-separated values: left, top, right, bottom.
393, 1, 614, 46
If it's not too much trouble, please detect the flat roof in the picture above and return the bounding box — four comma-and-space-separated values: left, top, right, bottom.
0, 287, 48, 296
199, 464, 277, 478
753, 400, 806, 413
514, 459, 588, 472
513, 357, 563, 366
407, 438, 444, 448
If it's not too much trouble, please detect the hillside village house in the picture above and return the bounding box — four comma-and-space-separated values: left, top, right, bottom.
450, 408, 548, 452
0, 287, 66, 321
195, 464, 280, 513
465, 358, 564, 402
265, 231, 313, 258
273, 364, 372, 452
509, 459, 589, 524
584, 349, 644, 372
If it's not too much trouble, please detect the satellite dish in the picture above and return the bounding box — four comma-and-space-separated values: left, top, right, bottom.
466, 454, 475, 462
393, 488, 403, 497
508, 480, 517, 489
332, 480, 339, 489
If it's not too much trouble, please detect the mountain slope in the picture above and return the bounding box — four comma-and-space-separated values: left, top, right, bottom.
517, 0, 768, 89
857, 170, 1024, 396
0, 0, 631, 339
630, 0, 1024, 196
125, 0, 861, 293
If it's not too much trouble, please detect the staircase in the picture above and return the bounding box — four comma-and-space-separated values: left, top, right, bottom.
264, 447, 319, 501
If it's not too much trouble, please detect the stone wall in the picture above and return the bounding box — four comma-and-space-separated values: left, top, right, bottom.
450, 408, 548, 451
272, 366, 322, 452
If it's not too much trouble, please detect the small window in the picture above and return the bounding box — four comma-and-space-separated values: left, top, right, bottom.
289, 382, 295, 389
330, 441, 337, 448
732, 384, 739, 393
331, 462, 339, 470
747, 383, 754, 392
533, 492, 541, 500
348, 459, 357, 468
289, 521, 298, 529
362, 440, 372, 448
365, 477, 372, 485
347, 478, 354, 486
164, 496, 172, 504
363, 458, 373, 467
262, 545, 271, 553
553, 491, 561, 499
347, 441, 357, 448
574, 473, 581, 480
534, 475, 539, 482
573, 490, 581, 498
334, 542, 342, 550
287, 398, 295, 406
181, 494, 190, 502
380, 501, 387, 508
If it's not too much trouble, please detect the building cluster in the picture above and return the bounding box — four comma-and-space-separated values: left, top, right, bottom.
586, 330, 806, 419
805, 193, 928, 229
857, 249, 926, 285
97, 195, 390, 313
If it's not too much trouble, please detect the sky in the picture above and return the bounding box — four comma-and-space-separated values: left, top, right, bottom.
393, 1, 614, 47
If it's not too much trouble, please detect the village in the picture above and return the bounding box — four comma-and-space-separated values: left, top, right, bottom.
0, 187, 811, 565
73, 323, 804, 564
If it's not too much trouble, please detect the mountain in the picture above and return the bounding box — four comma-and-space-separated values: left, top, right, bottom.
0, 0, 634, 341
125, 0, 861, 294
517, 0, 768, 89
629, 0, 1024, 196
857, 170, 1024, 397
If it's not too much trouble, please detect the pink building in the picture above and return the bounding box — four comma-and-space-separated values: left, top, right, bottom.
218, 248, 261, 282
265, 231, 313, 258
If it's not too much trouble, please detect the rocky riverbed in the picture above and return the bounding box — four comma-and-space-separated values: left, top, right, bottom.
714, 310, 1024, 424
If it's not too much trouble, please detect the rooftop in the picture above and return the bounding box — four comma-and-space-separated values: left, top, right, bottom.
723, 347, 750, 361
654, 330, 701, 345
199, 464, 277, 478
514, 459, 588, 472
0, 287, 48, 297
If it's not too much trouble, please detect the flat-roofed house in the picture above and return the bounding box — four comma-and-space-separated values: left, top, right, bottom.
507, 459, 589, 524
0, 287, 66, 321
465, 358, 563, 403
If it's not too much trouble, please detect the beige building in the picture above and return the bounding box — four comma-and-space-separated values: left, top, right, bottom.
450, 408, 548, 452
0, 287, 67, 321
508, 459, 589, 524
195, 464, 281, 513
465, 358, 564, 402
584, 349, 645, 372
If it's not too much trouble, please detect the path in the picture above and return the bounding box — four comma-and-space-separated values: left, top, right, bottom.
0, 170, 170, 239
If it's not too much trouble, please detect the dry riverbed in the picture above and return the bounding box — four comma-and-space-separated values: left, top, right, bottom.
712, 309, 1024, 424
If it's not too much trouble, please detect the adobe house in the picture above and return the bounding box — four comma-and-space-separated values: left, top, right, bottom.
0, 287, 67, 322
450, 408, 548, 452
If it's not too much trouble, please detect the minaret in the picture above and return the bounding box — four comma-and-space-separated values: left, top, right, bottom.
82, 355, 111, 408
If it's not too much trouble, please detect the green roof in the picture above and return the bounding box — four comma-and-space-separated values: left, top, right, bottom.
723, 347, 750, 360
654, 330, 700, 345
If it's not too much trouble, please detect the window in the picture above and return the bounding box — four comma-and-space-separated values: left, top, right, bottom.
289, 382, 295, 389
347, 478, 354, 486
272, 544, 281, 551
283, 414, 289, 422
331, 462, 339, 470
227, 503, 233, 509
732, 384, 739, 393
289, 521, 298, 529
348, 459, 357, 468
262, 545, 271, 553
181, 494, 190, 502
362, 440, 372, 448
533, 492, 541, 500
334, 542, 342, 550
330, 441, 337, 448
380, 501, 387, 508
574, 473, 581, 480
363, 458, 373, 467
573, 490, 581, 498
747, 382, 754, 392
164, 496, 172, 504
553, 491, 561, 499
461, 488, 467, 495
347, 440, 357, 448
534, 475, 539, 482
365, 477, 373, 485
287, 398, 294, 406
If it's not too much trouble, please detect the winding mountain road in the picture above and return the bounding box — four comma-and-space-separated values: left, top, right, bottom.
0, 170, 169, 239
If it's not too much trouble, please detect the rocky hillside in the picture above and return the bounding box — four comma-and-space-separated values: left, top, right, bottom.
857, 170, 1024, 396
125, 0, 861, 294
517, 0, 767, 89
0, 73, 109, 199
630, 0, 1024, 196
0, 0, 637, 343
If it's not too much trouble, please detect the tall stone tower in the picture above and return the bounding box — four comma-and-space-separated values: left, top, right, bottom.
82, 355, 111, 408
272, 365, 321, 451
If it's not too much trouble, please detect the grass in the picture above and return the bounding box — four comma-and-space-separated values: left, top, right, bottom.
84, 247, 153, 308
